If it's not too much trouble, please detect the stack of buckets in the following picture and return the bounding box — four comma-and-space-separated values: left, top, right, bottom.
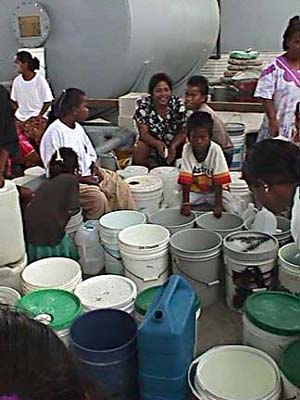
65, 208, 84, 241
225, 121, 245, 171
150, 166, 181, 208
21, 257, 82, 294
99, 210, 147, 275
0, 180, 27, 291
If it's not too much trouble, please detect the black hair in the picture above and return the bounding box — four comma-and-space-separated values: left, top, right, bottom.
148, 73, 173, 95
0, 308, 111, 400
49, 147, 80, 178
242, 139, 300, 186
282, 16, 300, 51
16, 51, 40, 72
187, 75, 209, 97
47, 88, 86, 125
187, 111, 213, 139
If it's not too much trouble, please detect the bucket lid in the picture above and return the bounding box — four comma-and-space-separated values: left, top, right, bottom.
125, 175, 163, 192
74, 275, 137, 309
135, 285, 201, 316
244, 292, 300, 336
280, 340, 300, 387
17, 289, 82, 331
194, 345, 279, 400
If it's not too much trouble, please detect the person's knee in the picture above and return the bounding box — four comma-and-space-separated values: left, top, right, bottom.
80, 186, 109, 219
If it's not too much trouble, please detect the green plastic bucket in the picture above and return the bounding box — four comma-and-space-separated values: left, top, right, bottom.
17, 289, 82, 346
280, 340, 300, 399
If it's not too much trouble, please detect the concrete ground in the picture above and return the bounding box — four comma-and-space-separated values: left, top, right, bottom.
196, 301, 243, 355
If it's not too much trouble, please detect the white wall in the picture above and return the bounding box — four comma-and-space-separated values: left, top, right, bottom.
221, 0, 300, 52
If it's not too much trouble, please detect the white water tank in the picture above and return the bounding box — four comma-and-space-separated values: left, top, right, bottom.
0, 181, 26, 266
0, 0, 220, 97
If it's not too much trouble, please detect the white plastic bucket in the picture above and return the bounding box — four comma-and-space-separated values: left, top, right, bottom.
65, 209, 83, 240
170, 229, 223, 308
22, 257, 82, 294
229, 172, 252, 208
117, 165, 148, 179
75, 275, 137, 314
278, 243, 300, 296
0, 286, 21, 306
189, 345, 282, 400
118, 224, 170, 292
149, 208, 196, 234
226, 122, 245, 171
150, 166, 181, 208
243, 292, 300, 362
0, 181, 26, 266
245, 216, 292, 247
99, 210, 147, 275
223, 231, 278, 312
196, 212, 244, 238
24, 166, 46, 177
125, 175, 163, 214
0, 253, 27, 293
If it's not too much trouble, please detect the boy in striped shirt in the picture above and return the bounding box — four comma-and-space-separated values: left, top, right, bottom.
179, 111, 231, 218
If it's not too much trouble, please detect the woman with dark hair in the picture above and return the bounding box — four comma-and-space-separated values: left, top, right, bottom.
242, 139, 300, 246
133, 72, 186, 167
255, 16, 300, 141
0, 308, 111, 400
0, 85, 19, 187
11, 51, 53, 149
40, 88, 136, 220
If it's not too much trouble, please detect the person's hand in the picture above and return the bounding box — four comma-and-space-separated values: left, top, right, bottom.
181, 203, 191, 216
36, 115, 44, 125
156, 141, 167, 158
91, 165, 104, 183
269, 118, 279, 137
213, 205, 222, 218
166, 145, 176, 165
0, 175, 4, 189
80, 175, 100, 186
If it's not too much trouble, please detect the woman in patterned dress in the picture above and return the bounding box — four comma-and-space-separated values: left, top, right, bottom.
255, 16, 300, 141
133, 73, 186, 168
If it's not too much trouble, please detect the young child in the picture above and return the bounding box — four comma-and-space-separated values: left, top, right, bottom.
179, 112, 231, 218
24, 147, 80, 263
185, 75, 234, 166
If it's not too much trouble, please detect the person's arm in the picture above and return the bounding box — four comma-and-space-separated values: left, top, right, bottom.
37, 102, 51, 122
261, 99, 279, 137
181, 184, 191, 216
214, 185, 223, 218
167, 127, 186, 164
0, 148, 9, 188
137, 123, 166, 157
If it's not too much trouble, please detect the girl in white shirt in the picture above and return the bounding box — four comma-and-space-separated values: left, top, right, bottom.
11, 51, 53, 149
40, 88, 136, 219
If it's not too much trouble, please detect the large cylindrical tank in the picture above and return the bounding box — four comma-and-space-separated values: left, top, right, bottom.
0, 0, 219, 97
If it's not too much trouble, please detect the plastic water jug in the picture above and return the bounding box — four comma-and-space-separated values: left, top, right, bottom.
252, 207, 277, 234
138, 275, 196, 400
75, 221, 105, 275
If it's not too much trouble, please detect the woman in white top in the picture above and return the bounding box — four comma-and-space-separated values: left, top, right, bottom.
11, 51, 53, 149
40, 88, 136, 219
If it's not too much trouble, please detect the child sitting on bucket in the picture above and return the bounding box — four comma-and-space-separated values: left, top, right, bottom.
24, 147, 80, 263
179, 111, 231, 218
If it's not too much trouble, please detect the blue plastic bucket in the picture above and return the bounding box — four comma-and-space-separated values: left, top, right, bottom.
70, 309, 138, 400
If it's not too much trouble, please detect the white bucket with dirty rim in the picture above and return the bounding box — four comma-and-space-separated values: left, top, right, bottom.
150, 166, 181, 208
75, 275, 137, 314
22, 257, 82, 294
196, 212, 244, 238
223, 231, 278, 312
125, 175, 163, 214
118, 224, 170, 292
170, 229, 223, 308
65, 209, 83, 240
243, 291, 300, 362
149, 208, 196, 234
278, 243, 300, 296
189, 345, 281, 400
0, 286, 21, 306
99, 210, 147, 275
245, 216, 292, 247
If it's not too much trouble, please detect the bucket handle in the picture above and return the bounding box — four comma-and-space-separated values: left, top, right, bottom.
173, 257, 220, 287
188, 357, 202, 400
124, 265, 168, 282
103, 246, 122, 261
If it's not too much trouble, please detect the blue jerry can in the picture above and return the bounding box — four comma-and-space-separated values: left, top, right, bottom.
138, 275, 196, 400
